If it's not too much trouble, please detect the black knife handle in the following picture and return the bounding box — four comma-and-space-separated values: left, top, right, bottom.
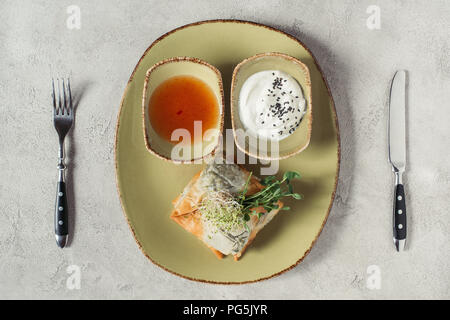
55, 181, 69, 236
393, 184, 407, 240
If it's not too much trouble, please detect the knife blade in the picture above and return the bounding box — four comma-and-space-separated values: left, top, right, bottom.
388, 70, 407, 251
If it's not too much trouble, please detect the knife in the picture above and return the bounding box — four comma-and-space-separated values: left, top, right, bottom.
388, 70, 407, 251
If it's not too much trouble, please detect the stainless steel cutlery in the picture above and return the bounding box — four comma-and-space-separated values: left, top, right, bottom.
388, 70, 407, 252
52, 78, 73, 248
48, 70, 409, 253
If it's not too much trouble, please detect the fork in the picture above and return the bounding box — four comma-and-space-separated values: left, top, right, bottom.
52, 78, 73, 248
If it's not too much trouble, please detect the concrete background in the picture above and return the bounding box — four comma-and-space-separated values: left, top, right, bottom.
0, 0, 449, 299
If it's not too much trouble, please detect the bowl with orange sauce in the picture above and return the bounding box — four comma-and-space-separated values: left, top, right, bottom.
142, 57, 224, 163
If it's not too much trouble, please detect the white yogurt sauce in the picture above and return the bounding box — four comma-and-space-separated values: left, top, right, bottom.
238, 70, 306, 141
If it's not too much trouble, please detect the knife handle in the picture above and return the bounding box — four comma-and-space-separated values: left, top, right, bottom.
393, 178, 407, 250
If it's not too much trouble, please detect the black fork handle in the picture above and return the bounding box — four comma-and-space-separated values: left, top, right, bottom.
55, 181, 69, 237
55, 141, 68, 248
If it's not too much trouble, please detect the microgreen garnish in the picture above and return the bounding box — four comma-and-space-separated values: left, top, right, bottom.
239, 171, 302, 216
198, 171, 302, 233
198, 191, 246, 233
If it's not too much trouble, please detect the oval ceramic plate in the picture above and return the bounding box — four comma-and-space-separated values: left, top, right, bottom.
115, 20, 340, 284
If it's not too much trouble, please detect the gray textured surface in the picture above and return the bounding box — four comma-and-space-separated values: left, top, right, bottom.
1, 0, 449, 299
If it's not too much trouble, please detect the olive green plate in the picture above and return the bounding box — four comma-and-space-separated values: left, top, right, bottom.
115, 20, 340, 284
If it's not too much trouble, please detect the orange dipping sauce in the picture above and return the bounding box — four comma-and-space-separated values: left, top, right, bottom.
148, 75, 219, 144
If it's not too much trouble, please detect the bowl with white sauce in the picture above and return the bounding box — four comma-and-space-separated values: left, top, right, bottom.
231, 52, 312, 160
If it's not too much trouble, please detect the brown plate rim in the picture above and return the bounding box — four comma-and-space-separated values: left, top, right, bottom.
114, 19, 341, 285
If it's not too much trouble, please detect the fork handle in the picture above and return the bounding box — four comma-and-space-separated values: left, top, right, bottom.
55, 147, 68, 248
55, 181, 69, 237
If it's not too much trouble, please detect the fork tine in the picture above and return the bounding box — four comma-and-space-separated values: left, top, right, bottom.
62, 78, 67, 115
52, 78, 57, 112
57, 78, 62, 113
67, 78, 73, 115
